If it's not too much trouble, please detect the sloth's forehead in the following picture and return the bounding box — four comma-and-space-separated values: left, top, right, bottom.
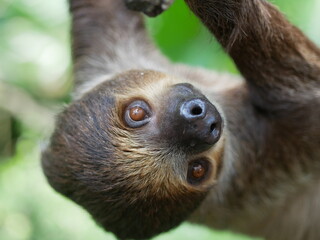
115, 74, 180, 102
78, 70, 203, 112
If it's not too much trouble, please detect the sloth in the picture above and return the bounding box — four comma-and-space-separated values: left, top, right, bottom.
42, 0, 320, 240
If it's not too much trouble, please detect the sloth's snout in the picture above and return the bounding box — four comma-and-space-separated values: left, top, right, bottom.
178, 98, 222, 152
159, 83, 223, 154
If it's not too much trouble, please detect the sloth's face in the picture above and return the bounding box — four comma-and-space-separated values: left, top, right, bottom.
42, 70, 225, 240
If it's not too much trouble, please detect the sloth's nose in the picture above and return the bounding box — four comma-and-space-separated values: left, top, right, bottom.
179, 98, 222, 152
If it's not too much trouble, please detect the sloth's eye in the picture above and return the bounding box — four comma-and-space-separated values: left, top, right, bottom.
129, 106, 146, 121
187, 159, 211, 185
124, 100, 151, 128
192, 163, 205, 178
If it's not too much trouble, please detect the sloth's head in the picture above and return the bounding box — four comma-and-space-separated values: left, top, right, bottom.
42, 70, 225, 240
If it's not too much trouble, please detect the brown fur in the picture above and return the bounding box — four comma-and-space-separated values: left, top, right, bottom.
42, 0, 320, 240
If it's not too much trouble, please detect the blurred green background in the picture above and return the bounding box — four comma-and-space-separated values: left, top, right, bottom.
1, 0, 320, 239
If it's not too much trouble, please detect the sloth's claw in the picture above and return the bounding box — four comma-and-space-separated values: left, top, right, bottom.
124, 0, 174, 17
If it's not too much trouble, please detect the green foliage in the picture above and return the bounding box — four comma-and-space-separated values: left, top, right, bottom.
0, 0, 71, 101
1, 0, 320, 239
147, 0, 238, 73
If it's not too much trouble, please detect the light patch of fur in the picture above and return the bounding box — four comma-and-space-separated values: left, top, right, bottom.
73, 21, 170, 89
73, 24, 245, 100
172, 64, 244, 94
250, 176, 320, 240
297, 43, 320, 69
73, 74, 113, 100
113, 71, 174, 104
75, 64, 244, 102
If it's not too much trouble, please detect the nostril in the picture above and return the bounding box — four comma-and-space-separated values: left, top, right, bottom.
180, 99, 207, 120
210, 123, 216, 133
191, 106, 203, 116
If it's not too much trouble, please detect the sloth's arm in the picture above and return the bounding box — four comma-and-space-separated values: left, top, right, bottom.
180, 0, 320, 232
69, 0, 168, 88
184, 0, 320, 113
